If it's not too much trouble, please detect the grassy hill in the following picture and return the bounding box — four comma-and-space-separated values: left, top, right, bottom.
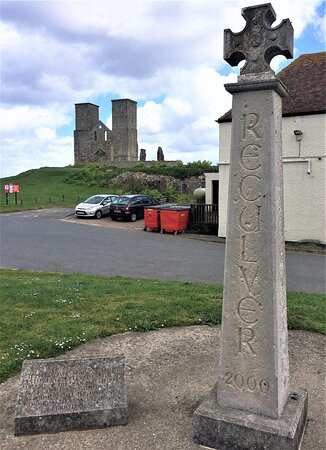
0, 166, 104, 213
0, 162, 217, 213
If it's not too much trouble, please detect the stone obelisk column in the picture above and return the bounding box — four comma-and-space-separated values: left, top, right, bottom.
194, 4, 307, 449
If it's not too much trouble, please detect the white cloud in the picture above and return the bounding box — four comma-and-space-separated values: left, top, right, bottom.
137, 101, 164, 134
137, 67, 236, 163
34, 127, 57, 141
0, 135, 74, 179
312, 14, 326, 42
0, 0, 323, 176
0, 104, 73, 177
0, 104, 70, 135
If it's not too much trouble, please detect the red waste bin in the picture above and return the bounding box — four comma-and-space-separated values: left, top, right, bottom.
144, 207, 160, 231
160, 207, 190, 235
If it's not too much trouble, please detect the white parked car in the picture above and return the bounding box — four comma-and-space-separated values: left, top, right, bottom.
75, 195, 119, 219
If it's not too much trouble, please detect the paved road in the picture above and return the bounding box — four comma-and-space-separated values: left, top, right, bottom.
0, 209, 325, 293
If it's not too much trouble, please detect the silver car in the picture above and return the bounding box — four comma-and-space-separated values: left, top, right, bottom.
75, 194, 118, 219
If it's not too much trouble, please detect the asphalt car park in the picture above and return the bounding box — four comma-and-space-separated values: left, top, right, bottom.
0, 209, 325, 294
75, 194, 118, 219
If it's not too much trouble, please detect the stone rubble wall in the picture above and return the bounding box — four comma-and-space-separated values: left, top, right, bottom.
109, 172, 200, 194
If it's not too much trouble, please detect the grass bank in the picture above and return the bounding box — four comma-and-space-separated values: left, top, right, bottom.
0, 166, 109, 213
1, 162, 214, 213
1, 269, 325, 383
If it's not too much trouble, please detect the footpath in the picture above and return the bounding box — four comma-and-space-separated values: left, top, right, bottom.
0, 326, 325, 449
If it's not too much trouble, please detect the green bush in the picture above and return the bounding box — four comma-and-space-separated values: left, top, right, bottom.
142, 189, 162, 200
63, 161, 219, 188
128, 160, 218, 179
64, 164, 109, 187
165, 185, 179, 200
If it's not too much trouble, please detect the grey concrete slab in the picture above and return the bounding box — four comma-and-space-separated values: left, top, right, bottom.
15, 356, 127, 435
0, 326, 324, 449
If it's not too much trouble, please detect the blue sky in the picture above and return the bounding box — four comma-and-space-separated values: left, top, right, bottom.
0, 0, 325, 178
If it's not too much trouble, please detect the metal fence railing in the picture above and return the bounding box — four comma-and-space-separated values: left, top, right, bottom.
188, 204, 219, 235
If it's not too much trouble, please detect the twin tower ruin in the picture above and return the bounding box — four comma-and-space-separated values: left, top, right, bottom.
74, 99, 138, 164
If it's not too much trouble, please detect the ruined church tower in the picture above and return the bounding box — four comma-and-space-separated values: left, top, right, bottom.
74, 98, 138, 164
111, 99, 138, 161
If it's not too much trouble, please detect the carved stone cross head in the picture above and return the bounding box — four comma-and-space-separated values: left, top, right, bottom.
224, 3, 293, 75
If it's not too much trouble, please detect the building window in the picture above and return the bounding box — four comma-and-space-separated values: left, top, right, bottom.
104, 130, 108, 141
94, 131, 97, 141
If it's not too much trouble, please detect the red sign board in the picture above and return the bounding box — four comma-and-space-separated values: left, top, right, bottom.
4, 184, 20, 193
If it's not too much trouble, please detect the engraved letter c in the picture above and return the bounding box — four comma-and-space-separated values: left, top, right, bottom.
239, 175, 261, 202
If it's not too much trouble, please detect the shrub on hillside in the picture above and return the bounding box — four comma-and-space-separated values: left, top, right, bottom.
64, 164, 108, 187
142, 189, 161, 200
129, 160, 218, 179
63, 161, 218, 188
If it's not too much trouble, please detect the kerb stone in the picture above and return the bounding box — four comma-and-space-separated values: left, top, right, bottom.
15, 355, 128, 435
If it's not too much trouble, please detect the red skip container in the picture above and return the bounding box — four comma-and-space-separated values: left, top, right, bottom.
160, 205, 190, 235
144, 206, 161, 231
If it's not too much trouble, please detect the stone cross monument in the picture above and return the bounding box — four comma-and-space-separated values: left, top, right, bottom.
194, 4, 307, 449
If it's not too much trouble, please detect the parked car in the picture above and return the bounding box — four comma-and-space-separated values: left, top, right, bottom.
75, 194, 119, 219
110, 195, 160, 222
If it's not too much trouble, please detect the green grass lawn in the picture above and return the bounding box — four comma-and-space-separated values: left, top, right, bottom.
0, 166, 106, 213
0, 268, 325, 384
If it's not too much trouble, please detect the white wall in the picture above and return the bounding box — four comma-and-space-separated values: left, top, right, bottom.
204, 172, 219, 204
217, 113, 325, 243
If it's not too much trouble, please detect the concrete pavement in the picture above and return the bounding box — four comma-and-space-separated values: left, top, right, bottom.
0, 326, 325, 449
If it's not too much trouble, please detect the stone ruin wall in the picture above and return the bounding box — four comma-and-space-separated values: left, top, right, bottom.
74, 99, 138, 165
111, 99, 138, 162
74, 122, 113, 164
74, 99, 175, 166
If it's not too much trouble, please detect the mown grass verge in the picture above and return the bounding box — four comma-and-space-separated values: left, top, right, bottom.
0, 268, 325, 383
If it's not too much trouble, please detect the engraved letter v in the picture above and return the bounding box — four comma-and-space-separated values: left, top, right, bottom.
239, 265, 259, 294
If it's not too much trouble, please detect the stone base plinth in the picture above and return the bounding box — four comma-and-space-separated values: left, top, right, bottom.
193, 383, 307, 450
15, 356, 128, 435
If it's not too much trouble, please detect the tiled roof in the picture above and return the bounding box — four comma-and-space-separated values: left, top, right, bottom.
217, 52, 326, 122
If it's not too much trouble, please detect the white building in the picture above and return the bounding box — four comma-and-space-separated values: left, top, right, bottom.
207, 52, 325, 243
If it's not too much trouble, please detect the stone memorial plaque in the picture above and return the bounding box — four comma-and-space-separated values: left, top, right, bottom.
15, 356, 128, 435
